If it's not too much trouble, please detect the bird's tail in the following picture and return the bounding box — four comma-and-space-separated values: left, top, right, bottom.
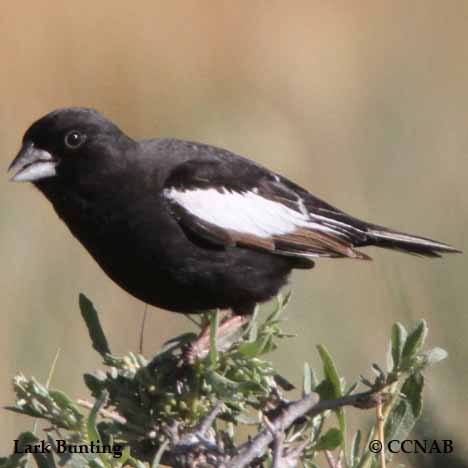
365, 226, 461, 258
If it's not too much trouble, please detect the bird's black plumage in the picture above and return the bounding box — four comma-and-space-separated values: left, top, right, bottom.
8, 108, 461, 315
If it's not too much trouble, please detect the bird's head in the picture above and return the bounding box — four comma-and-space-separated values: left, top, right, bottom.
8, 108, 135, 194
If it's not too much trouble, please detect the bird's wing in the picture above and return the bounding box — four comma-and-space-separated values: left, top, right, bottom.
162, 157, 371, 260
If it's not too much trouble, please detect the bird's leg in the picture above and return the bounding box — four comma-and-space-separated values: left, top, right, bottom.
185, 310, 248, 362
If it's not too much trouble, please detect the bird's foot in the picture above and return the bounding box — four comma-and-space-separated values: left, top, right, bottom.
184, 311, 248, 363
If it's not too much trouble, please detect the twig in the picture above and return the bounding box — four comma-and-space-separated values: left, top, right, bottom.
185, 314, 202, 328
165, 401, 225, 458
139, 304, 149, 354
270, 426, 285, 468
194, 400, 224, 434
209, 309, 220, 367
27, 348, 61, 468
45, 348, 61, 388
376, 395, 386, 468
282, 441, 309, 467
229, 390, 385, 468
357, 382, 397, 468
151, 439, 170, 468
324, 450, 341, 468
264, 415, 308, 467
228, 393, 319, 468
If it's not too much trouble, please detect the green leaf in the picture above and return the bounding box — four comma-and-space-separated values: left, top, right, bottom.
303, 362, 312, 395
117, 447, 132, 467
316, 345, 347, 462
125, 459, 146, 468
235, 411, 262, 425
79, 294, 111, 357
401, 320, 427, 368
0, 432, 56, 468
401, 372, 424, 419
350, 430, 362, 467
422, 347, 448, 366
345, 381, 358, 396
206, 370, 260, 398
49, 389, 83, 429
31, 453, 54, 468
83, 373, 107, 396
49, 389, 79, 412
162, 332, 198, 351
266, 292, 290, 322
273, 374, 295, 391
315, 379, 335, 402
14, 432, 39, 449
87, 391, 111, 468
208, 310, 220, 368
0, 432, 38, 468
237, 335, 270, 357
316, 345, 342, 399
314, 427, 342, 451
390, 322, 407, 372
384, 373, 424, 443
151, 439, 169, 468
243, 307, 259, 340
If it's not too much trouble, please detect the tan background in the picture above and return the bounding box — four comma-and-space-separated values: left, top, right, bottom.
1, 1, 467, 465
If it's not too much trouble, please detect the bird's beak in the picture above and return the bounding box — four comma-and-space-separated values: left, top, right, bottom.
8, 142, 57, 182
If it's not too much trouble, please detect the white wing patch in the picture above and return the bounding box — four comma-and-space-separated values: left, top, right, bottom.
164, 187, 339, 238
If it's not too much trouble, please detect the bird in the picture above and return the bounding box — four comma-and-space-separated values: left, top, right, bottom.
8, 107, 461, 316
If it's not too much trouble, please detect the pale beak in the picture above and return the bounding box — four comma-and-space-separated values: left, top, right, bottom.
8, 142, 57, 182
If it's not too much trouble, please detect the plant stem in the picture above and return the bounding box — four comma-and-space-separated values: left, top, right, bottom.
376, 396, 386, 468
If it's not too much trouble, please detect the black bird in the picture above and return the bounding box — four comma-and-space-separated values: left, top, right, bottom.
8, 108, 460, 315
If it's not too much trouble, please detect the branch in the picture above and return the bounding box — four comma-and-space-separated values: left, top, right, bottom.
227, 393, 319, 468
261, 414, 308, 468
194, 400, 224, 434
228, 390, 384, 468
324, 450, 342, 468
6, 297, 437, 468
160, 400, 225, 466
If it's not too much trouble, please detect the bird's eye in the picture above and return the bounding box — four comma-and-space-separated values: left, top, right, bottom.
64, 130, 86, 149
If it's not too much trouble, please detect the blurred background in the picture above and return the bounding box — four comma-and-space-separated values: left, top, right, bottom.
1, 1, 467, 465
